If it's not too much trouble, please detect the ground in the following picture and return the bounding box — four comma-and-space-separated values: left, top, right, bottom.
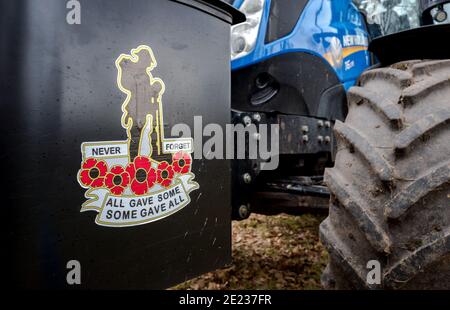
173, 213, 328, 290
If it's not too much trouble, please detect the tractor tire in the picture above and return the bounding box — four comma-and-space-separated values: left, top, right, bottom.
320, 59, 450, 289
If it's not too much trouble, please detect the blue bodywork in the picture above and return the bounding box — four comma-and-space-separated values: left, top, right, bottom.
231, 0, 372, 90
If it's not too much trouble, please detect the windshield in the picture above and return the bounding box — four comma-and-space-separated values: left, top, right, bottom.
353, 0, 421, 37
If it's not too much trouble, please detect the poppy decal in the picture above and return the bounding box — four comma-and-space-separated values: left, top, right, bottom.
172, 151, 191, 174
77, 45, 198, 227
79, 158, 108, 188
126, 157, 157, 195
156, 161, 174, 188
105, 165, 130, 195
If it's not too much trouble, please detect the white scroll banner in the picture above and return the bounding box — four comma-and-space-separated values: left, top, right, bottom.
82, 141, 129, 159
80, 174, 198, 227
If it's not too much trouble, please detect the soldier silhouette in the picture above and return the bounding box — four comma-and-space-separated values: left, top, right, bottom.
116, 46, 170, 162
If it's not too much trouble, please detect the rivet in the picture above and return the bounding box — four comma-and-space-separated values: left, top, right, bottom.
253, 113, 261, 122
243, 173, 252, 184
243, 115, 252, 127
238, 205, 250, 219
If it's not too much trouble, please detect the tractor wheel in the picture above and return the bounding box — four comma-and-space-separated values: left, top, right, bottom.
320, 59, 450, 289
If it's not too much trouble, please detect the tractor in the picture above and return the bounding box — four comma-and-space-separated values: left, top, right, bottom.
2, 0, 449, 290
228, 0, 450, 289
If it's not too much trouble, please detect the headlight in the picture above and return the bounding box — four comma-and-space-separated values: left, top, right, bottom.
432, 5, 449, 23
231, 0, 266, 60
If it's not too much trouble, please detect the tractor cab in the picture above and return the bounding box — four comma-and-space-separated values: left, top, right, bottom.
354, 0, 450, 38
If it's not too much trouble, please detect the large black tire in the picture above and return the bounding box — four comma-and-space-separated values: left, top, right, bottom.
320, 60, 450, 289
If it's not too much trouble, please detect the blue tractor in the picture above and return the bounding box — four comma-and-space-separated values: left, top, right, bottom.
228, 0, 450, 289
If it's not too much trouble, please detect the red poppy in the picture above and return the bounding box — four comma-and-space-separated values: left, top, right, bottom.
105, 165, 130, 195
172, 151, 191, 174
126, 156, 156, 195
157, 161, 174, 187
79, 158, 108, 188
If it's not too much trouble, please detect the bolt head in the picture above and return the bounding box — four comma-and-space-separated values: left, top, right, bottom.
243, 116, 252, 127
243, 173, 252, 184
325, 121, 331, 128
318, 135, 324, 143
301, 125, 309, 133
317, 120, 324, 127
253, 113, 261, 122
324, 136, 331, 143
238, 205, 250, 219
302, 135, 309, 142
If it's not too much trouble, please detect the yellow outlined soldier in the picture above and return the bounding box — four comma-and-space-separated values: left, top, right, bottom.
115, 45, 168, 162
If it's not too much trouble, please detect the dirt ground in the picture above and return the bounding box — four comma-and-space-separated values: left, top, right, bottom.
173, 213, 328, 290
